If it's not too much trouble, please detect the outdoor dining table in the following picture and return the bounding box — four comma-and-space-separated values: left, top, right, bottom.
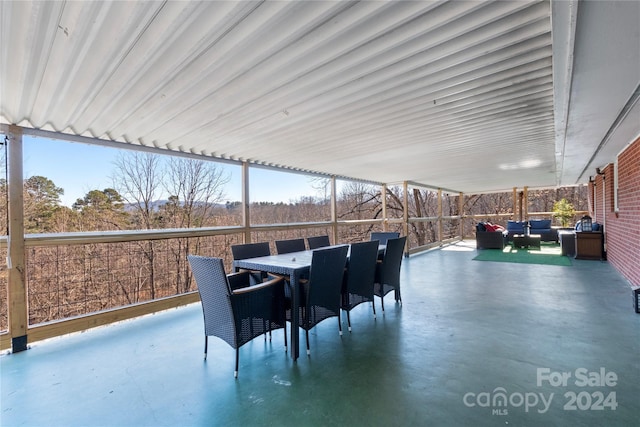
232, 243, 385, 361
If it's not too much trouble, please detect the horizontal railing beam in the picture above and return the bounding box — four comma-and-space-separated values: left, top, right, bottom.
1, 293, 200, 351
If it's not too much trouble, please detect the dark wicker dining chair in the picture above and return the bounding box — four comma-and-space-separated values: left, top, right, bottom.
275, 238, 306, 254
370, 231, 400, 245
307, 235, 331, 250
231, 241, 271, 285
341, 240, 380, 331
298, 245, 349, 356
373, 236, 406, 312
187, 255, 287, 378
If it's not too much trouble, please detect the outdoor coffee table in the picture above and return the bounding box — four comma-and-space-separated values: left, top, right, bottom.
513, 234, 541, 249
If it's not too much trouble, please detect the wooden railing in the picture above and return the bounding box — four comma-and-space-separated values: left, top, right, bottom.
1, 210, 587, 351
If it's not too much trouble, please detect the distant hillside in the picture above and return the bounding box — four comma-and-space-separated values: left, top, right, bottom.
123, 200, 229, 212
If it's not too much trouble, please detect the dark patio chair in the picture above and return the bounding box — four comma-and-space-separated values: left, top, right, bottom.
298, 245, 349, 355
370, 231, 400, 245
187, 255, 287, 378
275, 238, 306, 254
374, 236, 406, 312
341, 240, 380, 331
231, 241, 271, 284
307, 235, 331, 250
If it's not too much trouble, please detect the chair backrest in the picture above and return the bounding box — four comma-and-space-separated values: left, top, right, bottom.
231, 241, 271, 260
187, 255, 235, 346
275, 238, 306, 254
307, 235, 331, 250
370, 232, 400, 245
344, 240, 380, 300
305, 245, 349, 314
377, 236, 406, 288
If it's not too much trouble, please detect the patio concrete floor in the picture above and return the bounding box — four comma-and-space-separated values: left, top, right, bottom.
1, 240, 638, 426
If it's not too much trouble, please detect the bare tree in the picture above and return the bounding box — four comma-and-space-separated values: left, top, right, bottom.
161, 157, 230, 292
112, 152, 163, 299
112, 152, 162, 229
162, 157, 229, 228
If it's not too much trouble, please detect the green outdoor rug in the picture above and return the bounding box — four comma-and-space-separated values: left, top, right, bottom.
473, 243, 572, 266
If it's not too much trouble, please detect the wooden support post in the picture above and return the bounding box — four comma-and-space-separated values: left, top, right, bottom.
459, 192, 464, 239
437, 188, 443, 244
512, 187, 517, 220
6, 126, 28, 352
523, 186, 529, 220
518, 191, 523, 222
241, 161, 250, 243
402, 182, 409, 253
381, 183, 388, 231
330, 176, 338, 245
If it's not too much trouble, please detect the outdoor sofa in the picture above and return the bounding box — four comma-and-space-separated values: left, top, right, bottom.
475, 222, 508, 249
506, 220, 558, 243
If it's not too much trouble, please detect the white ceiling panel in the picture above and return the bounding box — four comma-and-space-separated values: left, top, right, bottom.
1, 0, 638, 194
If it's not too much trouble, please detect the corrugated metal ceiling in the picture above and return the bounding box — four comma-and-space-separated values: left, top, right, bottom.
1, 0, 638, 194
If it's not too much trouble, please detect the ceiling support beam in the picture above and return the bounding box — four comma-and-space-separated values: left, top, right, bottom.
551, 0, 579, 186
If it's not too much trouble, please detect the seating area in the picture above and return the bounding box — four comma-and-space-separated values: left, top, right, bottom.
476, 219, 563, 250
198, 235, 407, 373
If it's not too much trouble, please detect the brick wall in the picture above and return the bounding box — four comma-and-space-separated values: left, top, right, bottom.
593, 136, 640, 289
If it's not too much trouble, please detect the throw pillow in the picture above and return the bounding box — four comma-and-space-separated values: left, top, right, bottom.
485, 223, 499, 232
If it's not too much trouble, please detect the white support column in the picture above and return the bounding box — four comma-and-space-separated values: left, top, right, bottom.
6, 125, 27, 352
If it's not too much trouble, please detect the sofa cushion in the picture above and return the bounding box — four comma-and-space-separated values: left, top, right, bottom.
507, 220, 525, 233
533, 229, 552, 234
529, 219, 551, 229
476, 222, 486, 232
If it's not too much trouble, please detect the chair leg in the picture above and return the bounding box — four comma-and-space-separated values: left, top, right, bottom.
283, 324, 288, 352
234, 349, 239, 379
305, 329, 311, 356
380, 295, 385, 313
204, 336, 208, 360
338, 315, 343, 336
346, 310, 352, 332
371, 300, 377, 319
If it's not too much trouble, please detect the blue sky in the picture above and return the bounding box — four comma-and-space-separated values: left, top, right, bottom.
18, 135, 327, 207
